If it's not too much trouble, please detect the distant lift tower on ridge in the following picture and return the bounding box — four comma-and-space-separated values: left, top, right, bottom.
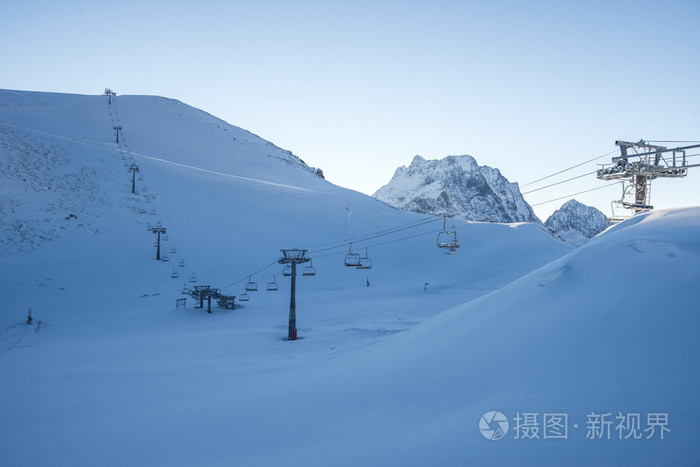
597, 140, 700, 221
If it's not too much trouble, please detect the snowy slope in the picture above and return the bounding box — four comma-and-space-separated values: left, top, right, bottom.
225, 207, 699, 466
373, 154, 539, 223
3, 90, 695, 465
545, 199, 610, 246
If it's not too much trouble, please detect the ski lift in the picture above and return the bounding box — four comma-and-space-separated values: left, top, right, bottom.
239, 292, 249, 302
181, 286, 189, 294
150, 210, 156, 215
283, 265, 293, 276
171, 268, 179, 278
169, 246, 177, 254
267, 275, 279, 291
303, 260, 316, 276
161, 255, 169, 262
189, 274, 197, 283
245, 276, 258, 292
162, 233, 169, 241
178, 259, 185, 268
436, 216, 460, 252
356, 248, 372, 270
344, 243, 361, 267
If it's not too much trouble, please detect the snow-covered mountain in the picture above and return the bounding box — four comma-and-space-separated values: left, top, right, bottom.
373, 154, 539, 223
545, 199, 610, 246
1, 89, 698, 466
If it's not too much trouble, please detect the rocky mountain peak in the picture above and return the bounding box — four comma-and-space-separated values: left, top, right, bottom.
544, 199, 610, 246
373, 154, 539, 223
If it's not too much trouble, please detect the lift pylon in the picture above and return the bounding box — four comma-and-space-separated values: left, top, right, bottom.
597, 140, 700, 221
278, 249, 311, 341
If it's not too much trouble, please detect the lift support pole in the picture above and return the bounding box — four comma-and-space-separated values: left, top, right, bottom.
128, 164, 139, 194
278, 249, 310, 341
149, 226, 167, 260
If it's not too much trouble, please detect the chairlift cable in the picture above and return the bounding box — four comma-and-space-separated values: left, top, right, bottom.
521, 171, 597, 195
529, 183, 619, 207
521, 150, 617, 188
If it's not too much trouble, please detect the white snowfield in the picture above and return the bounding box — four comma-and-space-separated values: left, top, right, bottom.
1, 90, 698, 466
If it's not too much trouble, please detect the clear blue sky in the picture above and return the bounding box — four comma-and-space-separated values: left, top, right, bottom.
2, 0, 699, 220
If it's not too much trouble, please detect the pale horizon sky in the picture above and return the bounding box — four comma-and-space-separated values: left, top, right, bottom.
2, 0, 699, 220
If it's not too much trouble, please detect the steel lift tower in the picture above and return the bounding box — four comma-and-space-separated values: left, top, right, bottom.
278, 249, 311, 341
597, 140, 700, 221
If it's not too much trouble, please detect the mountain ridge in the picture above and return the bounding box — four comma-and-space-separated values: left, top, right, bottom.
373, 154, 539, 223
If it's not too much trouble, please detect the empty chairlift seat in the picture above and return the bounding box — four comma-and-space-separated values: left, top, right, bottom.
303, 260, 316, 276
267, 276, 279, 291
436, 216, 460, 253
245, 276, 258, 292
344, 243, 361, 267
356, 248, 372, 270
239, 293, 250, 302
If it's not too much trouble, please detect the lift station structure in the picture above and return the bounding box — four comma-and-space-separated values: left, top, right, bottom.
597, 140, 700, 221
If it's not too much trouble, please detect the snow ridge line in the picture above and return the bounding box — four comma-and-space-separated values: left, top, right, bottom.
0, 122, 314, 193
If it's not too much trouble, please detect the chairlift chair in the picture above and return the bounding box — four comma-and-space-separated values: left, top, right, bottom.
245, 276, 258, 292
344, 243, 361, 267
161, 255, 169, 262
239, 293, 250, 302
162, 233, 169, 241
178, 259, 185, 268
171, 268, 179, 278
356, 248, 372, 270
303, 260, 316, 276
436, 216, 460, 252
267, 276, 279, 291
283, 265, 293, 276
181, 286, 189, 294
169, 246, 177, 254
189, 274, 197, 283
